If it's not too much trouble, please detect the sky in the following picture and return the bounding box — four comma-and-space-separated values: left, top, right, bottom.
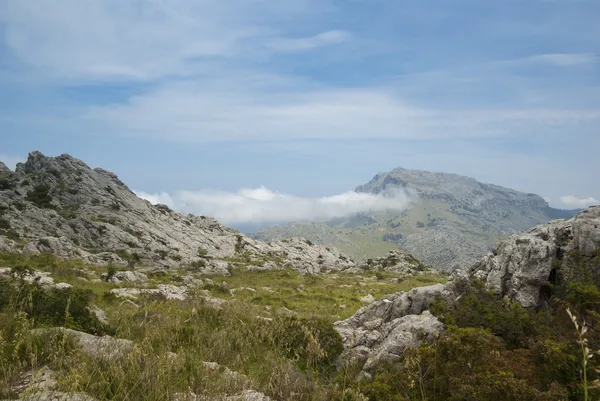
1, 0, 599, 225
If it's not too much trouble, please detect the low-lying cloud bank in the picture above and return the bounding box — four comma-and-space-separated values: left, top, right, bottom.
559, 195, 599, 208
135, 187, 410, 225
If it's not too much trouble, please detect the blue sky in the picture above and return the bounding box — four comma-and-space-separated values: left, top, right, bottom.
1, 0, 599, 224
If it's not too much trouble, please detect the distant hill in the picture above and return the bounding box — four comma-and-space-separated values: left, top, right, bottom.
252, 168, 579, 271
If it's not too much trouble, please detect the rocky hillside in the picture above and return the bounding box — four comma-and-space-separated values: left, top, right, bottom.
0, 152, 355, 274
335, 206, 600, 377
253, 167, 580, 271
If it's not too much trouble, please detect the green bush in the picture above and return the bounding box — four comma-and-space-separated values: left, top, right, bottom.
430, 280, 550, 349
26, 183, 54, 208
0, 277, 112, 336
269, 316, 343, 373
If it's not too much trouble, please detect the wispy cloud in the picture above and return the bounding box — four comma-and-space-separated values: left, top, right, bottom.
559, 195, 599, 208
135, 187, 410, 225
0, 0, 332, 83
80, 80, 600, 143
526, 53, 598, 67
266, 30, 351, 52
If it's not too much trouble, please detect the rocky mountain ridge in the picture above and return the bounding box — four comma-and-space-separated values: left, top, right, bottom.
0, 152, 358, 274
253, 167, 580, 271
334, 206, 600, 375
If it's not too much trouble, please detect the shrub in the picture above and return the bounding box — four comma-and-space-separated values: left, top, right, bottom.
0, 217, 10, 230
269, 316, 343, 373
430, 280, 550, 349
26, 184, 54, 208
0, 173, 14, 191
0, 277, 112, 335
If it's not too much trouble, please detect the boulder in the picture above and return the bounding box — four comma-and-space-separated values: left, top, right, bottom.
104, 270, 148, 285
110, 284, 188, 301
31, 328, 134, 361
334, 284, 448, 372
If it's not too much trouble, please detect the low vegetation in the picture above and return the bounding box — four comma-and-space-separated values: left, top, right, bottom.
2, 249, 599, 400
352, 250, 600, 401
0, 253, 446, 400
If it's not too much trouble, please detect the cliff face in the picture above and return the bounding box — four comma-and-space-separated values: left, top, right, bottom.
469, 206, 600, 308
0, 152, 355, 273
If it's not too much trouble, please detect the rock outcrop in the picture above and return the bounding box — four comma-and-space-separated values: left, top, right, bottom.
334, 206, 600, 375
354, 250, 429, 274
334, 284, 448, 374
32, 328, 135, 360
0, 152, 356, 274
0, 161, 10, 173
3, 367, 98, 401
469, 206, 600, 308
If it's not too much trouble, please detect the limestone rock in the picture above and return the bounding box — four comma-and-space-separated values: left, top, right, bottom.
0, 267, 55, 286
110, 284, 188, 301
350, 250, 428, 274
359, 294, 375, 303
5, 367, 98, 401
334, 284, 448, 372
468, 206, 600, 308
0, 236, 18, 253
31, 328, 134, 361
226, 390, 271, 401
0, 161, 10, 172
254, 237, 355, 274
0, 152, 355, 275
87, 306, 109, 325
104, 270, 148, 285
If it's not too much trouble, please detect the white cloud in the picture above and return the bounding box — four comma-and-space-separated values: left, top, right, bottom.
267, 30, 351, 52
0, 154, 25, 170
526, 53, 598, 66
135, 186, 410, 225
0, 0, 336, 83
559, 195, 599, 208
79, 78, 600, 143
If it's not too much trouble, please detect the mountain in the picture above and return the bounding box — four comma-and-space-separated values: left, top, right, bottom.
252, 167, 579, 271
0, 151, 356, 274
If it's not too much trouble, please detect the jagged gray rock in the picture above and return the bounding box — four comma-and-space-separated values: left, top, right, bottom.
110, 284, 188, 301
334, 284, 448, 373
0, 161, 10, 172
31, 328, 135, 360
0, 267, 55, 287
334, 207, 600, 376
3, 367, 98, 401
102, 270, 148, 285
349, 250, 429, 274
469, 206, 600, 308
0, 152, 356, 274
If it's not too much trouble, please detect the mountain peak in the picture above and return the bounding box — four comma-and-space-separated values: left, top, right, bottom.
0, 150, 356, 274
0, 161, 10, 173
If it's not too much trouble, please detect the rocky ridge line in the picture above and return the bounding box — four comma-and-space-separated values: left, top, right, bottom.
0, 152, 355, 274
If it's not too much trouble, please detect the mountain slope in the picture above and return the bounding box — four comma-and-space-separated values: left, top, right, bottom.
252, 168, 579, 271
0, 152, 355, 274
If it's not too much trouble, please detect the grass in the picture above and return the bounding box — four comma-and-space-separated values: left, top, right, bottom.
205, 267, 447, 321
0, 252, 447, 400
